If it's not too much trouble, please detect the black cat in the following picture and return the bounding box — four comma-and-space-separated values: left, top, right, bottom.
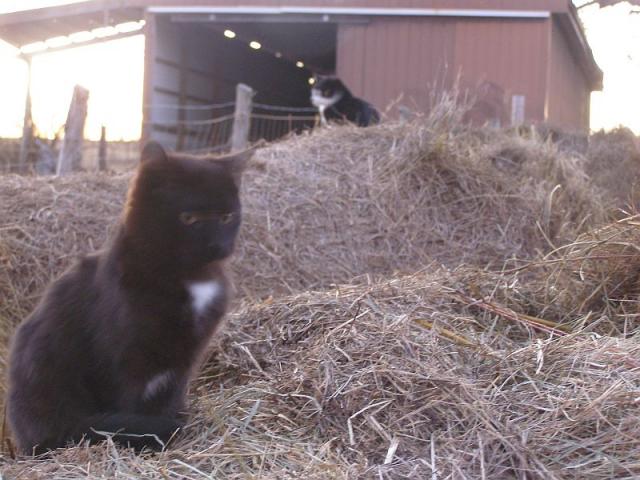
310, 76, 380, 127
7, 142, 254, 454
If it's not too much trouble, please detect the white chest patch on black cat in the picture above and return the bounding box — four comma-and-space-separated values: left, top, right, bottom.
143, 370, 174, 401
187, 281, 222, 315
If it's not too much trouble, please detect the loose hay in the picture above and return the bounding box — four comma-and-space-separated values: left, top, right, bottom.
1, 113, 640, 478
0, 174, 127, 359
3, 271, 640, 478
585, 127, 640, 208
1, 117, 606, 323
235, 117, 606, 299
498, 213, 640, 335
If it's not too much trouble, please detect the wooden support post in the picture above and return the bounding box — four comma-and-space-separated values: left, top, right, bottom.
176, 41, 188, 151
231, 83, 254, 152
141, 10, 157, 147
98, 125, 107, 171
18, 57, 33, 174
57, 85, 89, 175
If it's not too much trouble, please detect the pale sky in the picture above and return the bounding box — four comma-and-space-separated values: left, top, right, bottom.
0, 0, 144, 141
0, 1, 638, 140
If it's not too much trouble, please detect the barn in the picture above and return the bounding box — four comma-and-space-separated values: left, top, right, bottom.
0, 0, 602, 150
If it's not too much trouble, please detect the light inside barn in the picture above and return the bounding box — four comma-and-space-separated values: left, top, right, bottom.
296, 61, 304, 68
249, 41, 262, 50
308, 77, 315, 85
275, 52, 282, 58
223, 29, 236, 39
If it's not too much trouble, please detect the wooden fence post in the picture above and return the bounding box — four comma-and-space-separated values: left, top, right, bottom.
231, 83, 254, 151
56, 85, 89, 175
18, 57, 33, 174
98, 125, 107, 171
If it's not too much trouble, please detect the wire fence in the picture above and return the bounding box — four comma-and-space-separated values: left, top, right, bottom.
146, 99, 319, 153
1, 98, 321, 174
0, 138, 141, 174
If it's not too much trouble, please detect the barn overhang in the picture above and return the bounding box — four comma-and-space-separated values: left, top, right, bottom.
0, 1, 145, 54
0, 1, 603, 89
554, 8, 604, 91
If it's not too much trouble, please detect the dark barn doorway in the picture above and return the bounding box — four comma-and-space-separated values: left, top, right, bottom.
146, 14, 338, 150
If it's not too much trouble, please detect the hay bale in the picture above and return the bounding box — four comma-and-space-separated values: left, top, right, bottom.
0, 174, 127, 342
0, 117, 606, 323
506, 215, 640, 335
586, 127, 640, 208
234, 118, 605, 300
2, 113, 634, 477
4, 270, 640, 478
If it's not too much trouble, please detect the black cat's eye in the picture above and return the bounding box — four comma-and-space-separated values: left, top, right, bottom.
219, 213, 234, 225
179, 212, 199, 226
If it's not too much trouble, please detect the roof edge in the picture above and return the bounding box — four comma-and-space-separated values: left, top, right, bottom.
557, 1, 603, 91
146, 6, 551, 19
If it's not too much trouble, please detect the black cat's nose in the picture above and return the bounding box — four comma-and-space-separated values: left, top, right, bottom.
207, 241, 233, 260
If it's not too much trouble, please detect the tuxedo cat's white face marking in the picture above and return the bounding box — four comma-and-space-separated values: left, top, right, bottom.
143, 370, 174, 401
311, 89, 343, 108
188, 281, 222, 315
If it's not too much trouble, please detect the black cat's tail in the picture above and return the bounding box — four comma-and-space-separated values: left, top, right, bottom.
357, 102, 381, 127
73, 413, 183, 452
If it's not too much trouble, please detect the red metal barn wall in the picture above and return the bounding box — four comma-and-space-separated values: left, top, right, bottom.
336, 17, 551, 126
547, 19, 591, 132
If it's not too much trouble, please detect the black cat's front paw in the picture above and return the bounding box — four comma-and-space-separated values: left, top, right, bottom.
85, 414, 183, 452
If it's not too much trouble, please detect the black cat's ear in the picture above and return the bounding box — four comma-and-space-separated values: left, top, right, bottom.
212, 141, 265, 185
141, 141, 168, 164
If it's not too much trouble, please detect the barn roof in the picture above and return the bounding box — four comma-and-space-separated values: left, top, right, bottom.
0, 0, 602, 89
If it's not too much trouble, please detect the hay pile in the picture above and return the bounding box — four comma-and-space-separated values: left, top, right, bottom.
3, 270, 640, 478
495, 214, 640, 335
585, 127, 640, 208
235, 116, 606, 299
2, 113, 640, 478
0, 174, 127, 348
0, 116, 606, 322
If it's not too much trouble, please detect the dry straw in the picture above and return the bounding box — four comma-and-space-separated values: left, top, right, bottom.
3, 271, 640, 478
1, 104, 640, 478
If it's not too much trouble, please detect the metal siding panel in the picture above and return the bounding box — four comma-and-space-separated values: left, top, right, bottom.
548, 19, 589, 131
147, 16, 184, 146
337, 18, 457, 113
362, 22, 378, 104
141, 10, 157, 144
454, 18, 548, 125
381, 20, 396, 109
343, 24, 363, 95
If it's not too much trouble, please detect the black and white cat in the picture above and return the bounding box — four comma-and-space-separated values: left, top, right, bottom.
310, 76, 380, 127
